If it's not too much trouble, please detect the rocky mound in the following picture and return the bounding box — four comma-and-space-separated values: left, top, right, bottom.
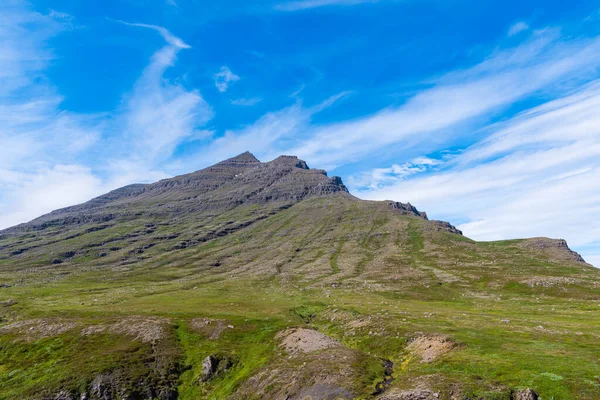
519, 238, 587, 263
232, 328, 384, 400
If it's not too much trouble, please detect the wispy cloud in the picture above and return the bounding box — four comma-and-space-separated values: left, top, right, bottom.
202, 29, 600, 170
181, 91, 350, 167
0, 3, 211, 229
214, 66, 240, 93
275, 0, 381, 12
114, 20, 190, 49
0, 4, 101, 171
508, 21, 529, 36
347, 156, 446, 190
0, 165, 103, 229
289, 30, 600, 167
116, 21, 212, 165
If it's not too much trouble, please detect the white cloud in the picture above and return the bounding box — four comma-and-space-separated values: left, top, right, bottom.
275, 0, 381, 11
0, 165, 103, 229
202, 103, 307, 163
0, 4, 211, 229
0, 4, 101, 171
214, 66, 240, 93
115, 20, 190, 49
180, 92, 350, 168
508, 21, 529, 36
0, 3, 104, 229
347, 156, 444, 190
287, 31, 600, 167
190, 27, 600, 264
117, 22, 212, 164
357, 81, 600, 266
200, 29, 600, 171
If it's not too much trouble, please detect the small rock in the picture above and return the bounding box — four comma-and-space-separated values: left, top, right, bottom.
201, 354, 233, 382
515, 388, 538, 400
201, 356, 217, 381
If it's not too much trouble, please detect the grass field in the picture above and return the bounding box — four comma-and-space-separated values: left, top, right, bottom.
1, 195, 599, 399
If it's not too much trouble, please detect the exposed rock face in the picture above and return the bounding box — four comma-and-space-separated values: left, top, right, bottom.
387, 202, 462, 235
520, 238, 587, 264
430, 220, 463, 235
387, 201, 428, 219
514, 388, 538, 400
201, 354, 234, 381
201, 356, 216, 381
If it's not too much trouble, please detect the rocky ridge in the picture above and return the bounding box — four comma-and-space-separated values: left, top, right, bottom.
2, 152, 350, 233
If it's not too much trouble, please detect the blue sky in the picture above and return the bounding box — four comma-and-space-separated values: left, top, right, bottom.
1, 0, 599, 266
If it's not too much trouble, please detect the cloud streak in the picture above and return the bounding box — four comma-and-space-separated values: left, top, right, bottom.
116, 21, 212, 165
198, 29, 600, 171
0, 3, 211, 229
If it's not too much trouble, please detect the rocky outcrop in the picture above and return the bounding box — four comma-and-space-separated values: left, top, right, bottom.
430, 220, 463, 235
233, 328, 382, 400
386, 202, 462, 235
514, 388, 538, 400
387, 201, 428, 219
201, 354, 234, 381
44, 346, 181, 400
519, 238, 587, 264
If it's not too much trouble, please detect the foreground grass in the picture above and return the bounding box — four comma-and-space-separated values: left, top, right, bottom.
1, 274, 599, 399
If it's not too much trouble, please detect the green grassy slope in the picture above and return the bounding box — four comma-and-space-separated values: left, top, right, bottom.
1, 194, 599, 399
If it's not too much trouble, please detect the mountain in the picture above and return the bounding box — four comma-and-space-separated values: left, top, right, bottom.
0, 153, 598, 400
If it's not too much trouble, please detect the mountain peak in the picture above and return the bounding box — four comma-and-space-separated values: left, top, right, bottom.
5, 153, 350, 232
271, 155, 309, 169
216, 151, 261, 166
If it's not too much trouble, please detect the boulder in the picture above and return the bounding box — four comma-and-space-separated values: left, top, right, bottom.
515, 388, 538, 400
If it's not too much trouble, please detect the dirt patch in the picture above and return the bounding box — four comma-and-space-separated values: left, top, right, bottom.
0, 318, 78, 340
406, 335, 457, 363
81, 317, 171, 343
276, 327, 341, 354
189, 318, 229, 339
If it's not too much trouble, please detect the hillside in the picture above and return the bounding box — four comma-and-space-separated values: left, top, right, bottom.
0, 153, 599, 400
